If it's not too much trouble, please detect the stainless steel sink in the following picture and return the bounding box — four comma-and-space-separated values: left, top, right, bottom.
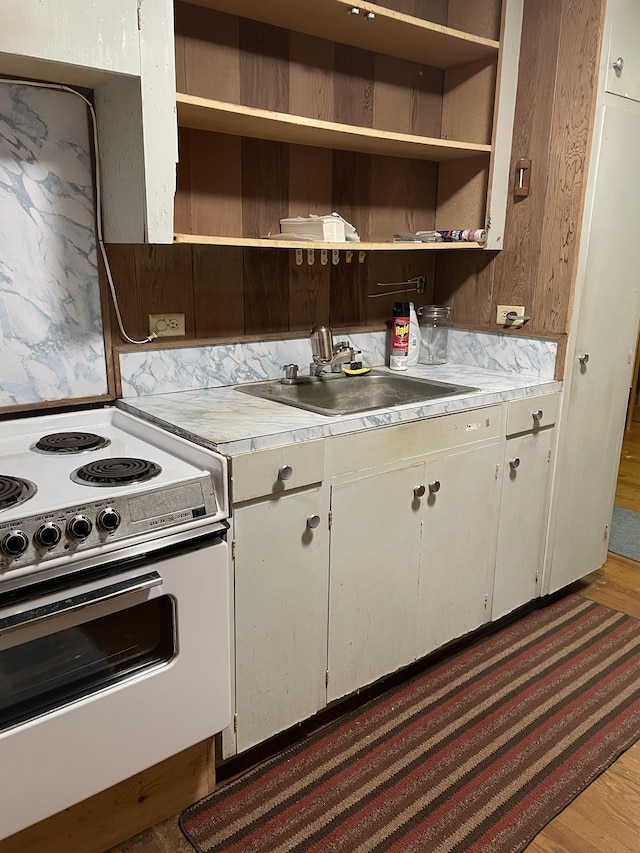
235, 370, 479, 416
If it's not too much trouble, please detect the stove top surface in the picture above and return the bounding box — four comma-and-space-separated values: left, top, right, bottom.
0, 407, 229, 584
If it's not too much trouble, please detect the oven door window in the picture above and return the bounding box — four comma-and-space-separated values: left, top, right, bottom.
0, 596, 175, 732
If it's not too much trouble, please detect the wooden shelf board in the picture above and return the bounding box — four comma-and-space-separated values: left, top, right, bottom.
185, 0, 499, 69
173, 234, 486, 250
176, 95, 491, 162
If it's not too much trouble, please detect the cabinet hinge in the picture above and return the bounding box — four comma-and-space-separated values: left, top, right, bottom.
535, 570, 539, 585
547, 450, 551, 463
328, 510, 332, 529
495, 464, 500, 480
233, 713, 238, 732
231, 539, 236, 559
484, 593, 489, 609
325, 669, 330, 687
136, 0, 142, 30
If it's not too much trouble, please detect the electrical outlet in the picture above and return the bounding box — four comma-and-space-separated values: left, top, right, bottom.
496, 305, 526, 328
149, 313, 186, 337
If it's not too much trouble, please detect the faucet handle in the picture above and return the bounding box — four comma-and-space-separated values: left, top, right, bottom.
282, 363, 299, 380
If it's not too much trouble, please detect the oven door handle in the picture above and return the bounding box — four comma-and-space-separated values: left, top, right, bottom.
0, 571, 163, 636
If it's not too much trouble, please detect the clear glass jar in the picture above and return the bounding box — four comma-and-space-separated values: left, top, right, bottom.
417, 305, 453, 364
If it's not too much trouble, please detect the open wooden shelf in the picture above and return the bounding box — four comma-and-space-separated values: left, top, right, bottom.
185, 0, 500, 69
176, 95, 492, 162
173, 233, 485, 250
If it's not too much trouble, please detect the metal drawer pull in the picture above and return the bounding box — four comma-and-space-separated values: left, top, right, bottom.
0, 571, 162, 636
532, 409, 543, 422
578, 353, 589, 365
612, 56, 624, 73
428, 480, 441, 494
307, 515, 321, 530
414, 485, 426, 498
510, 457, 521, 470
279, 465, 293, 481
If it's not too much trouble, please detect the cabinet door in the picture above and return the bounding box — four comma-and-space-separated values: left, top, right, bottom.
548, 99, 640, 592
493, 429, 554, 620
417, 443, 501, 656
233, 487, 329, 754
605, 0, 640, 102
327, 463, 424, 703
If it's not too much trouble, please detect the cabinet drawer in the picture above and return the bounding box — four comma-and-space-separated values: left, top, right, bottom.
232, 441, 325, 503
329, 406, 504, 477
506, 393, 560, 436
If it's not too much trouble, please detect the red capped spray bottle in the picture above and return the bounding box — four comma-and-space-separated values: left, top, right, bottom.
390, 301, 410, 371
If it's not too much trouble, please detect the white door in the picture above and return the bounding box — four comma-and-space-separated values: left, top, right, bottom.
327, 463, 423, 703
417, 442, 501, 655
233, 487, 329, 753
493, 428, 554, 619
547, 98, 640, 592
605, 0, 640, 102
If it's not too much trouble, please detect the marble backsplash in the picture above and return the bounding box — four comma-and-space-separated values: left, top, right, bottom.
119, 329, 557, 398
0, 82, 107, 407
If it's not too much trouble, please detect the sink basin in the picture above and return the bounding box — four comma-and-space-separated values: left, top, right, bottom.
235, 370, 479, 416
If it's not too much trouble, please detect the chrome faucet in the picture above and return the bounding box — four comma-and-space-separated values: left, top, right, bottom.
280, 326, 361, 384
310, 325, 358, 376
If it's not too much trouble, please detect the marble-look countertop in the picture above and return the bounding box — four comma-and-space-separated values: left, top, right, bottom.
117, 363, 561, 457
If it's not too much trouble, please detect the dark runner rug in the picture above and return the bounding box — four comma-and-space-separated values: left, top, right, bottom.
180, 593, 640, 853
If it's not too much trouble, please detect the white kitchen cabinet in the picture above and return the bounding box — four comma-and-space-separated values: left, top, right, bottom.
546, 31, 640, 593
327, 463, 423, 703
417, 442, 501, 655
232, 485, 330, 754
328, 406, 503, 701
605, 0, 640, 103
493, 425, 556, 620
225, 440, 329, 755
0, 0, 177, 244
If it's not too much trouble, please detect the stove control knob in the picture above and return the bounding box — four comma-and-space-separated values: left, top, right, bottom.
35, 522, 62, 549
97, 507, 121, 533
67, 515, 93, 541
1, 530, 29, 557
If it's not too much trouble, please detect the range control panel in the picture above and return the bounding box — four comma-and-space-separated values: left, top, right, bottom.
0, 477, 216, 573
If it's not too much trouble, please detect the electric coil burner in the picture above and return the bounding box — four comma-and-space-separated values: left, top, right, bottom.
0, 475, 37, 511
32, 431, 111, 454
0, 407, 230, 588
71, 457, 162, 486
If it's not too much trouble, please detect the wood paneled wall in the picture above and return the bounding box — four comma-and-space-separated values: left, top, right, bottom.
106, 0, 606, 377
433, 0, 606, 346
104, 243, 436, 342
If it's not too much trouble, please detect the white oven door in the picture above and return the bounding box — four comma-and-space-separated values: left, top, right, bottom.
0, 529, 230, 839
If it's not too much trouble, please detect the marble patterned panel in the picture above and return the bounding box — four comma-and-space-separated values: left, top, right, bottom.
0, 83, 107, 406
120, 327, 557, 398
444, 329, 557, 379
119, 331, 388, 397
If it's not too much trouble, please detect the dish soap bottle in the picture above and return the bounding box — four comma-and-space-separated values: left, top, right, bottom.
406, 302, 420, 366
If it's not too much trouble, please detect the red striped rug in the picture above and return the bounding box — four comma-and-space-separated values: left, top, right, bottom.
180, 594, 640, 852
